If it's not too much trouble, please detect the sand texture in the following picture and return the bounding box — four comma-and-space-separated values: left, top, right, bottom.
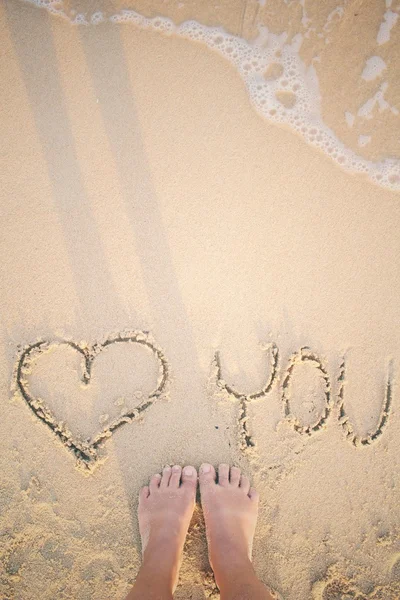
1, 1, 400, 598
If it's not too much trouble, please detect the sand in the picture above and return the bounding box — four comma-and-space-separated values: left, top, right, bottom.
0, 0, 399, 598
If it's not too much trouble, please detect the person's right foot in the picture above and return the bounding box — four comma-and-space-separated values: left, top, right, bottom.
199, 463, 259, 574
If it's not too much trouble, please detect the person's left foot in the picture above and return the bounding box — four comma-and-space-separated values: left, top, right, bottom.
138, 465, 198, 592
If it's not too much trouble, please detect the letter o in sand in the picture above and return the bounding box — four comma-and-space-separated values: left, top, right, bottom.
281, 346, 332, 435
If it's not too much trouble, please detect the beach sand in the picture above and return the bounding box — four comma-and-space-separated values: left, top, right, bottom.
0, 1, 399, 598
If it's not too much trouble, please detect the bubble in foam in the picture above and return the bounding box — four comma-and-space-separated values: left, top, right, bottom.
275, 90, 297, 108
71, 13, 88, 25
91, 11, 104, 25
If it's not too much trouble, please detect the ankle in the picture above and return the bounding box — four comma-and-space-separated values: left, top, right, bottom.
141, 542, 179, 590
131, 560, 175, 600
209, 547, 253, 587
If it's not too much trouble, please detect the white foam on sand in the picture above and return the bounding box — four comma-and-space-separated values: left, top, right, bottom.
377, 9, 398, 45
20, 0, 400, 192
345, 111, 355, 128
357, 81, 399, 119
358, 134, 371, 147
361, 55, 387, 81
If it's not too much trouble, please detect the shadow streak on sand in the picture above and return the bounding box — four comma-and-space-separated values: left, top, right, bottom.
5, 4, 129, 334
77, 23, 201, 375
77, 22, 210, 597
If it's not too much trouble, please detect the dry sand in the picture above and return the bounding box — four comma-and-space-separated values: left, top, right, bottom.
0, 1, 400, 598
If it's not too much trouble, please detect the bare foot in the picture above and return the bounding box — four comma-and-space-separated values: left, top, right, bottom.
199, 463, 259, 580
138, 464, 197, 593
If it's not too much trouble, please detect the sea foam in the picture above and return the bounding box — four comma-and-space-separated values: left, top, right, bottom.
20, 0, 400, 192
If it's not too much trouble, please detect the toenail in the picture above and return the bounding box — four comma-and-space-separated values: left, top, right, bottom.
163, 465, 171, 471
183, 466, 194, 477
172, 465, 181, 471
201, 464, 211, 473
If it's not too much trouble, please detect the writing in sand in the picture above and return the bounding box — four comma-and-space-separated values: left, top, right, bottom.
13, 332, 393, 471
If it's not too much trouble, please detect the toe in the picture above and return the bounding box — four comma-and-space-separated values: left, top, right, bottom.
239, 474, 250, 494
181, 465, 197, 491
149, 473, 162, 492
160, 465, 172, 488
199, 463, 216, 490
230, 466, 241, 486
139, 486, 150, 504
169, 465, 182, 488
249, 487, 259, 502
218, 463, 230, 486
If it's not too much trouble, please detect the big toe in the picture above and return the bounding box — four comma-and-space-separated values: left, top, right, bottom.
181, 465, 198, 493
199, 463, 216, 493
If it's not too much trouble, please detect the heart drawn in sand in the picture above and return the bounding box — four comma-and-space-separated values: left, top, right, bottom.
15, 332, 169, 471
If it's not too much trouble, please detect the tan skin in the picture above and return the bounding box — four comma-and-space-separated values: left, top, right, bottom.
126, 463, 275, 600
